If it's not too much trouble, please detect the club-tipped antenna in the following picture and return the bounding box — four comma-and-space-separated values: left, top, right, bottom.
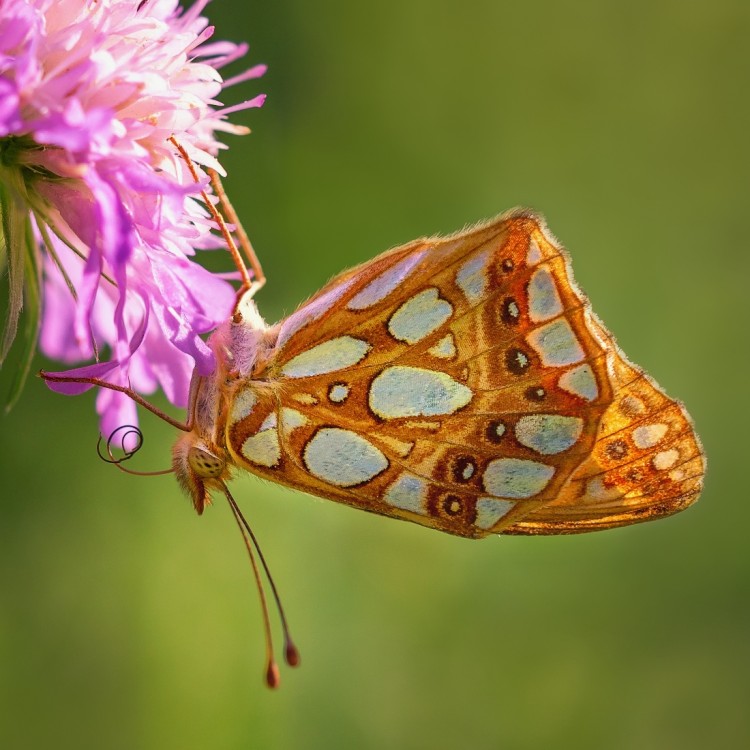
221, 483, 300, 688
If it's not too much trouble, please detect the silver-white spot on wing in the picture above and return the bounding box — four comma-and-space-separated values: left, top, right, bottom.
328, 383, 350, 403
526, 238, 542, 264
303, 428, 388, 487
428, 333, 457, 359
281, 336, 370, 378
653, 448, 680, 470
281, 408, 308, 432
514, 414, 583, 455
527, 267, 563, 322
347, 250, 427, 310
387, 288, 453, 344
230, 389, 258, 423
242, 428, 281, 468
455, 250, 490, 305
585, 476, 624, 502
632, 423, 668, 449
482, 458, 555, 499
369, 366, 473, 419
475, 497, 515, 530
558, 364, 598, 401
526, 319, 585, 367
384, 473, 429, 514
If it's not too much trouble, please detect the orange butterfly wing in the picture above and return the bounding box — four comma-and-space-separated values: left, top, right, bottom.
224, 211, 703, 537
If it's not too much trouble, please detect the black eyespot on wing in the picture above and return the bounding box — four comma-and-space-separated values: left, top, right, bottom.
500, 297, 521, 325
505, 348, 531, 375
525, 386, 546, 402
485, 420, 507, 444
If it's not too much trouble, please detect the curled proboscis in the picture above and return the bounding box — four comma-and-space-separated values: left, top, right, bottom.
97, 425, 144, 465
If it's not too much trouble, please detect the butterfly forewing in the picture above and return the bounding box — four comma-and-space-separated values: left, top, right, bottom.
224, 211, 653, 538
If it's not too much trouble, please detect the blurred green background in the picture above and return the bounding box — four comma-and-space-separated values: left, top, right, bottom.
1, 1, 748, 748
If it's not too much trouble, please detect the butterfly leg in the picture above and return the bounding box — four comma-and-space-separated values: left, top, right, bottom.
38, 372, 191, 432
208, 169, 266, 299
168, 136, 256, 293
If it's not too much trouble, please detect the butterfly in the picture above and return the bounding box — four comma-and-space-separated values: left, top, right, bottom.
170, 210, 704, 534
42, 156, 705, 685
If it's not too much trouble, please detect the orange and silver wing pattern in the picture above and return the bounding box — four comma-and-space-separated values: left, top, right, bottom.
224, 211, 703, 538
503, 317, 705, 534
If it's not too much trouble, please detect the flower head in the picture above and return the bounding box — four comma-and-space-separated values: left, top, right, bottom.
0, 0, 265, 435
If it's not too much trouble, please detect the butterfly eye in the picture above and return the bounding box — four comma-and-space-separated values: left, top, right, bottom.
188, 447, 225, 478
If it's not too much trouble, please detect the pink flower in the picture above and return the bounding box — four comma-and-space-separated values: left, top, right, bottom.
0, 0, 265, 434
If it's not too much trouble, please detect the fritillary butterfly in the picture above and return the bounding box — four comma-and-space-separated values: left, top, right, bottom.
42, 165, 705, 686
170, 208, 704, 536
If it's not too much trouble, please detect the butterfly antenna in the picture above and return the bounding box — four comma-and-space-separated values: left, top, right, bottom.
221, 483, 300, 687
224, 485, 301, 669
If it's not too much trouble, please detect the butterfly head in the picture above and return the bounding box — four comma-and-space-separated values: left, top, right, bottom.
172, 430, 231, 514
